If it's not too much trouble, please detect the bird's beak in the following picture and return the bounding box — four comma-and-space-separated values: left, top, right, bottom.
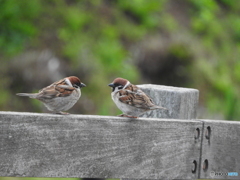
108, 83, 115, 87
80, 83, 86, 88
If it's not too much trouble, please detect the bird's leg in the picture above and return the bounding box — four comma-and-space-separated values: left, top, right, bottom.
55, 111, 70, 115
117, 114, 138, 118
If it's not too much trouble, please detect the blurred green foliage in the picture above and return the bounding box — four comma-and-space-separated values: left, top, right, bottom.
189, 0, 240, 120
0, 0, 239, 125
0, 0, 41, 55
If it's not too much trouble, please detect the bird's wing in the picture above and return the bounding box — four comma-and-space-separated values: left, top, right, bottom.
118, 84, 155, 109
38, 78, 75, 98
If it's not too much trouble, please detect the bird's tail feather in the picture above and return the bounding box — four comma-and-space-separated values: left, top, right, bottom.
16, 93, 38, 98
152, 105, 168, 111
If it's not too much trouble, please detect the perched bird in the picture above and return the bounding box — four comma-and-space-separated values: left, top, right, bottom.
16, 76, 86, 114
108, 77, 167, 118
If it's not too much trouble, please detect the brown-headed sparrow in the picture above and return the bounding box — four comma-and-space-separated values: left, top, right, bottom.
108, 77, 167, 118
17, 76, 86, 114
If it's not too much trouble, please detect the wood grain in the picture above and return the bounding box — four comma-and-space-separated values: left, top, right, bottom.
200, 119, 240, 179
0, 111, 201, 179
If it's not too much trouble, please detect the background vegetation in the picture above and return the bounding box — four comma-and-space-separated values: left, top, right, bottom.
1, 0, 240, 179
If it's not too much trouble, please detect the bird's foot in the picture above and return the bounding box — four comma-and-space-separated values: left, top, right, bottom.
56, 111, 70, 115
118, 114, 138, 118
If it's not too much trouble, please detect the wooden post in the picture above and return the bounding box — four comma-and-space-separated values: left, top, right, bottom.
200, 120, 240, 179
138, 85, 199, 119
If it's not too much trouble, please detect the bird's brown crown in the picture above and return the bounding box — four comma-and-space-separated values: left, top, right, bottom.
68, 76, 81, 87
112, 77, 129, 86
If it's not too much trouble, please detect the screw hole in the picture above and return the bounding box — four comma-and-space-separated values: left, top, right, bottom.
205, 126, 211, 139
192, 160, 197, 173
203, 159, 209, 171
194, 128, 200, 139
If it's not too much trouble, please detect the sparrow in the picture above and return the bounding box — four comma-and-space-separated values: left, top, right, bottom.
16, 76, 86, 114
108, 77, 167, 118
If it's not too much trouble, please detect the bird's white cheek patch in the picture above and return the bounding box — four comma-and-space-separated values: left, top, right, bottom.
65, 78, 73, 87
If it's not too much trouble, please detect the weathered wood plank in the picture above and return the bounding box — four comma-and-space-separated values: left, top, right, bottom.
0, 111, 201, 179
200, 120, 240, 179
138, 85, 199, 119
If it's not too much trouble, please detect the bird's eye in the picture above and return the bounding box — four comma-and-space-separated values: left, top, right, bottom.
73, 84, 79, 88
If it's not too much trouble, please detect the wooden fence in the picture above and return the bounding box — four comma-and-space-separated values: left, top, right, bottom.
0, 85, 239, 179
